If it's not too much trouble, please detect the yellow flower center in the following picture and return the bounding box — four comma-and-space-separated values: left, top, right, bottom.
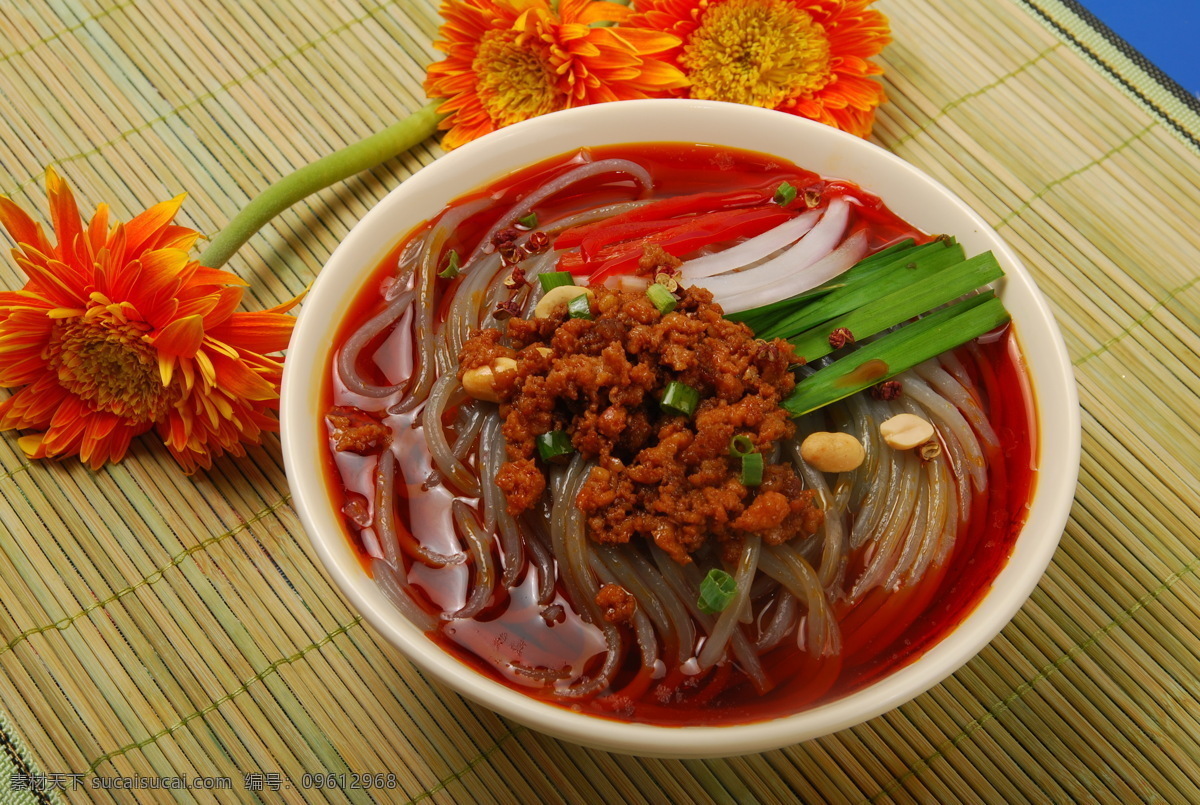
680, 0, 832, 108
48, 311, 169, 423
472, 29, 562, 128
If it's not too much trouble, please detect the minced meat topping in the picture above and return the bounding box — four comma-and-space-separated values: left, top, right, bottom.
326, 405, 390, 454
457, 285, 823, 563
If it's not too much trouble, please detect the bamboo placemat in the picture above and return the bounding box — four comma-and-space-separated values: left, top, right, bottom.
0, 0, 1197, 802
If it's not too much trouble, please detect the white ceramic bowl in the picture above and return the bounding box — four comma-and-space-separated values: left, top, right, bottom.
281, 99, 1080, 758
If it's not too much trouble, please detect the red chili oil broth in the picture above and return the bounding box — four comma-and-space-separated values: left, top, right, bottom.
320, 143, 1038, 727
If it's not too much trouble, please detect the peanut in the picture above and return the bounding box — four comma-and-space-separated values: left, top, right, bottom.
799, 431, 865, 473
461, 356, 518, 403
879, 413, 935, 450
534, 285, 593, 319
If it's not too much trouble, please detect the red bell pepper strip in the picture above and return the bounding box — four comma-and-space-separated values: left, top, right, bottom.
553, 171, 820, 251
577, 218, 694, 260
559, 208, 774, 272
581, 206, 796, 282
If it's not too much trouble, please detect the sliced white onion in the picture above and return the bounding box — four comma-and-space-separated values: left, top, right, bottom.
691, 196, 850, 304
603, 274, 649, 292
715, 228, 868, 313
680, 208, 821, 279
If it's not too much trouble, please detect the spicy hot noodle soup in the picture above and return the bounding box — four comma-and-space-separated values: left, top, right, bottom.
322, 144, 1036, 726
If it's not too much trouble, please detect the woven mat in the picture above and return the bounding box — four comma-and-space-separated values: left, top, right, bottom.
0, 0, 1197, 802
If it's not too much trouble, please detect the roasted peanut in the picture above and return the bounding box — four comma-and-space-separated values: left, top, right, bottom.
879, 413, 935, 450
800, 431, 866, 473
534, 285, 593, 319
461, 357, 518, 403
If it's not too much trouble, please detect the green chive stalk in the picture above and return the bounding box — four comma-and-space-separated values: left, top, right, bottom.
787, 252, 1004, 362
782, 294, 1010, 416
755, 239, 963, 339
730, 239, 1012, 417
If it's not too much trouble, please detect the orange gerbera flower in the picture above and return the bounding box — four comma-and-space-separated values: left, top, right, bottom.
0, 169, 296, 472
424, 0, 687, 149
628, 0, 891, 137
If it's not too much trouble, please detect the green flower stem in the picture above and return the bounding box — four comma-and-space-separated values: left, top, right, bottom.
198, 100, 445, 269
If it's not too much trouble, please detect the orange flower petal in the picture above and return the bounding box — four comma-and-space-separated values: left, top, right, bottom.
44, 167, 87, 270
0, 353, 53, 388
208, 352, 280, 402
207, 310, 295, 354
158, 351, 180, 387
86, 203, 110, 258
137, 248, 189, 293
151, 314, 205, 358
194, 348, 216, 387
152, 225, 200, 253
189, 265, 250, 288
262, 288, 305, 315
14, 256, 88, 308
40, 396, 90, 455
17, 433, 46, 460
0, 377, 68, 430
124, 194, 186, 256
0, 197, 52, 255
103, 221, 129, 278
103, 254, 143, 301
600, 27, 685, 56
86, 423, 136, 469
190, 286, 243, 328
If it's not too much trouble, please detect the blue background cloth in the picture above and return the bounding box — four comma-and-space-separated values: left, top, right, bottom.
1083, 0, 1200, 95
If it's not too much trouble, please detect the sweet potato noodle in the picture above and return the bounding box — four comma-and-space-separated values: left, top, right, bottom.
322, 144, 1036, 726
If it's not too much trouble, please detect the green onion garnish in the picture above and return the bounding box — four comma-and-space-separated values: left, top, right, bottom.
697, 568, 737, 614
538, 271, 575, 293
740, 452, 764, 486
567, 293, 593, 320
660, 380, 700, 417
438, 249, 461, 279
773, 182, 798, 207
536, 430, 574, 462
518, 212, 538, 228
729, 434, 755, 457
646, 283, 678, 314
729, 435, 763, 485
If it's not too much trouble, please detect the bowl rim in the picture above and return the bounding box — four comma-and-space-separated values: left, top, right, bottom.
281, 98, 1081, 758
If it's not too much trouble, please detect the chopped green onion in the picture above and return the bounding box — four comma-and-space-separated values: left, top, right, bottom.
697, 568, 738, 614
728, 435, 762, 485
660, 380, 700, 417
646, 283, 678, 314
539, 271, 575, 293
567, 293, 593, 320
438, 249, 461, 279
740, 452, 764, 486
536, 430, 574, 462
728, 434, 755, 457
773, 181, 798, 206
518, 212, 538, 228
